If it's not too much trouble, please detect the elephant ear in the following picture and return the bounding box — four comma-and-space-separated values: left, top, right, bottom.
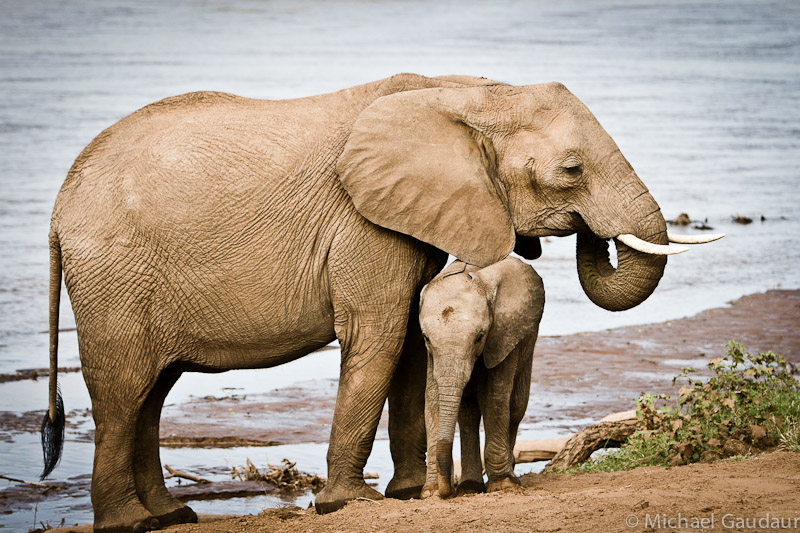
336, 87, 515, 268
476, 259, 545, 369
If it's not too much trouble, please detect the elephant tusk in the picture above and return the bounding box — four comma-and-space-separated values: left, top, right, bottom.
667, 232, 725, 244
616, 234, 689, 255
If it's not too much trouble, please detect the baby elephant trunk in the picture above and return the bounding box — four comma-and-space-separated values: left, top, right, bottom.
435, 383, 464, 498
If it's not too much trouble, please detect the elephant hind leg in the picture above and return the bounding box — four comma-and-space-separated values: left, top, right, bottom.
86, 371, 160, 532
81, 336, 173, 532
134, 367, 197, 527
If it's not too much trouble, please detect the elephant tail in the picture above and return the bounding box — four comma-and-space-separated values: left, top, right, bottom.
41, 230, 65, 480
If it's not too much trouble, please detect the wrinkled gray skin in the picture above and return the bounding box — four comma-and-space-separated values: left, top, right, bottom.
43, 73, 671, 532
419, 258, 544, 499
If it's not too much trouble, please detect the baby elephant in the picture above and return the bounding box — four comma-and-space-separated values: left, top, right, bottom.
419, 257, 544, 498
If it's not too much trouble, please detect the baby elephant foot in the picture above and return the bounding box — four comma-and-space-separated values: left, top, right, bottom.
486, 475, 521, 493
315, 481, 383, 514
420, 482, 438, 499
456, 479, 486, 495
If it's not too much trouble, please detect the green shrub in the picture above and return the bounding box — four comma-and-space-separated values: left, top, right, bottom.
568, 341, 799, 473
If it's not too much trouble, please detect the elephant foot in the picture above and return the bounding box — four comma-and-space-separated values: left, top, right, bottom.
486, 475, 521, 493
385, 469, 426, 500
456, 479, 486, 495
420, 482, 438, 499
94, 503, 162, 533
93, 517, 160, 533
315, 481, 383, 514
153, 505, 198, 528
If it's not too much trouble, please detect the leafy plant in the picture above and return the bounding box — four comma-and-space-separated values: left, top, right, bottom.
569, 341, 799, 473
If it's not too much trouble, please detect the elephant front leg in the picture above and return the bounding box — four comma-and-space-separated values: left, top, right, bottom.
386, 310, 429, 500
314, 312, 407, 514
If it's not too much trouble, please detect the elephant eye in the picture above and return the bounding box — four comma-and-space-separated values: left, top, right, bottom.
562, 155, 583, 178
475, 331, 485, 343
561, 154, 583, 174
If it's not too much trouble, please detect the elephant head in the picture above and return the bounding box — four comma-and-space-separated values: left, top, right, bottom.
337, 82, 719, 311
418, 259, 544, 497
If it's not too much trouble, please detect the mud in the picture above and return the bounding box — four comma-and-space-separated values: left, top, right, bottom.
159, 380, 343, 446
0, 366, 80, 384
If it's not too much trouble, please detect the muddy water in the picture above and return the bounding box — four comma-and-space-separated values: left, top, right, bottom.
1, 0, 799, 529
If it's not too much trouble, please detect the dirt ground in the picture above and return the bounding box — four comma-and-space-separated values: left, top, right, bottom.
161, 451, 800, 533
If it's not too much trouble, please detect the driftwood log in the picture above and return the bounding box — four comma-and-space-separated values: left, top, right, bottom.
453, 410, 640, 478
542, 418, 642, 472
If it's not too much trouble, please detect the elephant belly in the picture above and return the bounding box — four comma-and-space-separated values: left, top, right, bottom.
154, 255, 339, 371
195, 331, 336, 372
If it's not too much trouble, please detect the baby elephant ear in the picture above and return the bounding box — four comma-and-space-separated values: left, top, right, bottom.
337, 87, 515, 268
478, 259, 545, 369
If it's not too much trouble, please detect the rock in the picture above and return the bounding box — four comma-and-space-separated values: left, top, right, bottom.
699, 450, 722, 463
632, 499, 649, 511
722, 439, 750, 457
668, 213, 691, 225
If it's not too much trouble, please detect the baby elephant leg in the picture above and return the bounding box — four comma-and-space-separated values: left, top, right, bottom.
457, 383, 486, 495
421, 354, 439, 499
480, 357, 522, 492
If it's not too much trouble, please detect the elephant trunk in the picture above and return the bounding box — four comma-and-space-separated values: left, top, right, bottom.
433, 363, 471, 498
577, 188, 668, 312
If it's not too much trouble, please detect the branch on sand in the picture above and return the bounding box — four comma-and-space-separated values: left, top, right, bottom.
164, 464, 210, 484
231, 458, 325, 491
0, 474, 49, 488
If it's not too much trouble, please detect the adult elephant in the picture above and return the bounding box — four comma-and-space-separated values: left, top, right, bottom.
40, 73, 713, 531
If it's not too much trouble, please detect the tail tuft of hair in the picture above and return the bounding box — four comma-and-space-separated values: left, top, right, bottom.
40, 389, 65, 480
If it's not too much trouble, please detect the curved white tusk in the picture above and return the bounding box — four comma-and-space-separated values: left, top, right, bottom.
616, 234, 689, 255
667, 232, 725, 244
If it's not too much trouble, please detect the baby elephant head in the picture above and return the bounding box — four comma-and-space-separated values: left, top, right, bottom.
419, 258, 544, 497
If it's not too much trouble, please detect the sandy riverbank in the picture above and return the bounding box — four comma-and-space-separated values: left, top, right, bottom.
161, 450, 800, 533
